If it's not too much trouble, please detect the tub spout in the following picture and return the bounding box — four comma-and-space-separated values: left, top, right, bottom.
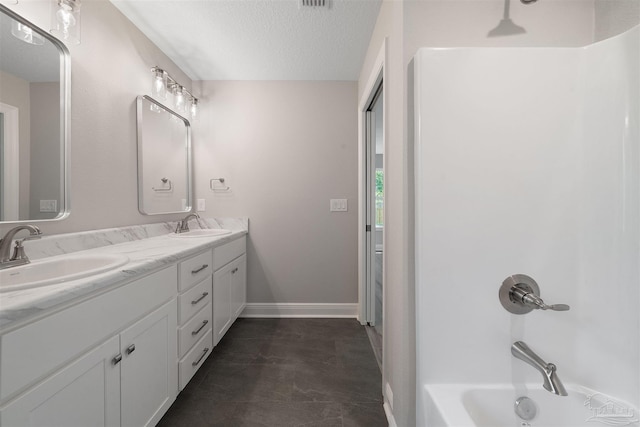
511, 341, 567, 396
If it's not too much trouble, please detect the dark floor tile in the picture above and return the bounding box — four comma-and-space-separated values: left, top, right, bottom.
224, 318, 301, 340
231, 402, 343, 427
335, 339, 380, 371
210, 337, 266, 365
255, 338, 338, 366
197, 363, 295, 402
292, 362, 383, 404
279, 319, 369, 341
156, 398, 238, 427
341, 402, 388, 427
159, 319, 386, 426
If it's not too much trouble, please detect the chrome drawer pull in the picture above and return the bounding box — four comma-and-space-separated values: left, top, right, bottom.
192, 348, 209, 367
191, 264, 208, 275
126, 344, 136, 355
192, 319, 209, 336
191, 292, 209, 305
112, 354, 122, 365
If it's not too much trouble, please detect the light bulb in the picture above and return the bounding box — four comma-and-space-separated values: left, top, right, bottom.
11, 21, 45, 45
174, 86, 186, 113
50, 0, 81, 45
190, 99, 198, 120
56, 5, 75, 36
151, 67, 167, 101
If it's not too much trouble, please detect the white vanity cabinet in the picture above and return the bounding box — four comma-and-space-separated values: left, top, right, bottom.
176, 250, 213, 390
0, 267, 178, 427
212, 236, 247, 345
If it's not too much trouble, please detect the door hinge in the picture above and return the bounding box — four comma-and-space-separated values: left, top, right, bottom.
366, 225, 371, 232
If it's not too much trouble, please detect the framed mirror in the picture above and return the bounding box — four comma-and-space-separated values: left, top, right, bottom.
0, 5, 70, 223
136, 95, 192, 215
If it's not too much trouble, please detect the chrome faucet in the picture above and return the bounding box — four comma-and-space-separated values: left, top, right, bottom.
511, 341, 567, 396
175, 213, 200, 234
0, 225, 43, 269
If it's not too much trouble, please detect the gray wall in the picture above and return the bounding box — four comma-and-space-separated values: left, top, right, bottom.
0, 70, 30, 219
195, 81, 359, 305
0, 0, 193, 236
29, 82, 59, 220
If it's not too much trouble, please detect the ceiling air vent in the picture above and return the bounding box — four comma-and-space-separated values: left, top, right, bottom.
299, 0, 330, 9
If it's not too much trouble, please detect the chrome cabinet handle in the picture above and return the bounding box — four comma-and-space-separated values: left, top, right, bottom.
191, 319, 209, 336
126, 344, 136, 355
192, 348, 209, 367
112, 353, 122, 365
191, 292, 209, 305
191, 264, 208, 275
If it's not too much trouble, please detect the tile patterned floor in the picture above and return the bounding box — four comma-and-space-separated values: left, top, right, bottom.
158, 318, 387, 427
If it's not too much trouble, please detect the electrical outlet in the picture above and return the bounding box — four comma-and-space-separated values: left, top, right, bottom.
330, 198, 348, 212
197, 199, 206, 211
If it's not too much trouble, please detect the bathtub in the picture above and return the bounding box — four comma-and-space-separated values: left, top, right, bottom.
424, 384, 639, 427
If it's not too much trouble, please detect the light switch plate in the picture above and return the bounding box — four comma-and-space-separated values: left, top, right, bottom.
330, 199, 348, 212
197, 199, 206, 212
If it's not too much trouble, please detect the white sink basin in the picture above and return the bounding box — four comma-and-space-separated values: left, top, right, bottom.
0, 253, 130, 292
169, 229, 232, 238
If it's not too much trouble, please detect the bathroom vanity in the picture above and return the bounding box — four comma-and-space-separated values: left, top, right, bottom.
0, 219, 247, 427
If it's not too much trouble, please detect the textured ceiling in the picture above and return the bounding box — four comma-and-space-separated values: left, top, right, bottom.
110, 0, 382, 81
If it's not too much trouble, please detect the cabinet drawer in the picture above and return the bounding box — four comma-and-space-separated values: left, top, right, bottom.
179, 251, 212, 292
213, 236, 246, 270
178, 302, 212, 358
178, 331, 213, 390
178, 277, 212, 324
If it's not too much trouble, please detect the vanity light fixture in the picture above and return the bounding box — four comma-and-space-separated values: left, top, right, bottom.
173, 84, 186, 114
50, 0, 81, 45
151, 67, 168, 101
11, 21, 44, 45
150, 66, 199, 120
190, 98, 198, 120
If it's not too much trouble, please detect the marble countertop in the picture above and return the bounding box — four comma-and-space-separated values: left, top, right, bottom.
0, 218, 248, 334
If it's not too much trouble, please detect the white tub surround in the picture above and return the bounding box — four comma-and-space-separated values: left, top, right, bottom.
0, 218, 248, 332
424, 384, 639, 427
414, 25, 639, 425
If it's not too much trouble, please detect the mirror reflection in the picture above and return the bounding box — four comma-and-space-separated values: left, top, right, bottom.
137, 95, 192, 215
0, 6, 69, 222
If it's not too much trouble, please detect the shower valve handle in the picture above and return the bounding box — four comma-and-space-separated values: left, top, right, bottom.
499, 274, 570, 315
520, 291, 570, 311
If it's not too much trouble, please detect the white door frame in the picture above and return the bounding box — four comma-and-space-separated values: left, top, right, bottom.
358, 39, 386, 325
0, 102, 20, 221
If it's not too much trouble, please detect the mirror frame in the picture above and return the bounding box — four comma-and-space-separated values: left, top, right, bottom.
136, 95, 193, 216
0, 4, 70, 224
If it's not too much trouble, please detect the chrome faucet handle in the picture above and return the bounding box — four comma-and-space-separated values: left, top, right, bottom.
520, 292, 570, 311
499, 274, 570, 315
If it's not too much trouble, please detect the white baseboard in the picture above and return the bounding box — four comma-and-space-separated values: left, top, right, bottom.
383, 401, 397, 427
240, 303, 358, 318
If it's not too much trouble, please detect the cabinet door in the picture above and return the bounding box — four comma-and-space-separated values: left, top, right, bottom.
120, 299, 177, 427
213, 263, 232, 346
230, 254, 247, 321
0, 335, 120, 427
